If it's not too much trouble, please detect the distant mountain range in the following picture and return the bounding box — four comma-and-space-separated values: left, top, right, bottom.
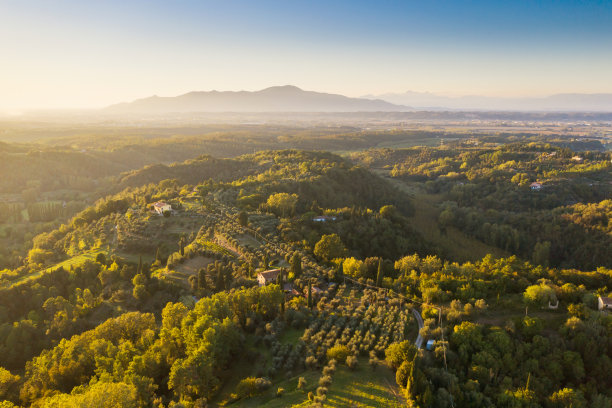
106, 85, 408, 113
363, 91, 612, 112
104, 86, 612, 113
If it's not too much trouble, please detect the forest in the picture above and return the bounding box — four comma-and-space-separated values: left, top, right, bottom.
0, 125, 610, 408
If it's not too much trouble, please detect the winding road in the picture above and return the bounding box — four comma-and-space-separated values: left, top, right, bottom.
412, 308, 425, 349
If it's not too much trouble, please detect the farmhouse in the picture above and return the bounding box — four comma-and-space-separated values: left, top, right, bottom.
598, 296, 612, 311
152, 201, 172, 215
530, 182, 542, 191
257, 268, 281, 286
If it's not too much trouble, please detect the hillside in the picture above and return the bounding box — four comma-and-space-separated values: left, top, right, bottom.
0, 142, 610, 407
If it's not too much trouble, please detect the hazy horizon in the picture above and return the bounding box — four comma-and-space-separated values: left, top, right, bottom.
2, 0, 612, 110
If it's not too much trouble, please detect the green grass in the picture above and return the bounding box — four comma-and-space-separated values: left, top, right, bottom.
44, 250, 105, 272
224, 358, 404, 408
320, 359, 404, 408
114, 251, 155, 264
223, 370, 320, 408
279, 327, 304, 345
236, 234, 262, 249
381, 175, 507, 262
4, 250, 104, 288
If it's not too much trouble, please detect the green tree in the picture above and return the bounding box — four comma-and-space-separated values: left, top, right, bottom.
39, 381, 139, 408
326, 345, 351, 363
523, 284, 556, 307
548, 388, 587, 408
342, 257, 366, 279
314, 234, 347, 262
385, 341, 417, 370
532, 241, 551, 267
0, 367, 20, 403
198, 268, 208, 290
376, 257, 384, 287
290, 253, 302, 278
238, 211, 249, 227
266, 193, 298, 217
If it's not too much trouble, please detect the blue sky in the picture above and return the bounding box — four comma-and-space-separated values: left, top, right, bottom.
1, 0, 611, 109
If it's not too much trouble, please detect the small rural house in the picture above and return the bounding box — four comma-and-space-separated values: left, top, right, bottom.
530, 182, 542, 191
571, 156, 584, 163
257, 268, 281, 286
312, 215, 337, 222
152, 201, 172, 215
598, 296, 612, 311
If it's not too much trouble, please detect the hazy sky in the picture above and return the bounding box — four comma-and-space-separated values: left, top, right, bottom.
2, 0, 612, 109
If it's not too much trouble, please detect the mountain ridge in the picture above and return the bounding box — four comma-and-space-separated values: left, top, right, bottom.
364, 90, 612, 112
106, 85, 410, 113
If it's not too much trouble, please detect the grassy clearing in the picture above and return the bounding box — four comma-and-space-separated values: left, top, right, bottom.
44, 250, 105, 273
381, 174, 507, 261
224, 370, 320, 408
176, 255, 215, 276
114, 251, 155, 264
474, 295, 568, 329
321, 359, 404, 408
279, 327, 304, 345
163, 256, 215, 287
236, 233, 262, 249
222, 358, 404, 408
4, 250, 104, 288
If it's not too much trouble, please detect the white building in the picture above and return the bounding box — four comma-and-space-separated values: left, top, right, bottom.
152, 201, 172, 215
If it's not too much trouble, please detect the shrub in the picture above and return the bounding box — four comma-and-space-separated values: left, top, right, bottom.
326, 344, 351, 363
385, 340, 417, 370
235, 377, 272, 398
346, 355, 358, 370
305, 355, 318, 369
297, 376, 307, 390
276, 387, 285, 397
318, 375, 332, 387
322, 365, 335, 376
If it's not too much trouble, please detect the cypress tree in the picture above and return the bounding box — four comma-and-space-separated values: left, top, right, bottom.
291, 253, 302, 278
277, 269, 284, 286
376, 258, 384, 287
179, 237, 185, 256
216, 266, 224, 291
307, 282, 312, 309
198, 268, 207, 290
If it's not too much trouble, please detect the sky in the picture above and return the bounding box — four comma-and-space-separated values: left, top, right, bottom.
1, 0, 612, 109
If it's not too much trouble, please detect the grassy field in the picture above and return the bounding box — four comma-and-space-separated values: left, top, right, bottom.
278, 327, 304, 345
376, 172, 507, 262
3, 250, 105, 288
319, 359, 404, 408
221, 358, 403, 408
176, 255, 215, 276
162, 255, 216, 287
222, 370, 320, 408
236, 233, 262, 249
43, 250, 105, 272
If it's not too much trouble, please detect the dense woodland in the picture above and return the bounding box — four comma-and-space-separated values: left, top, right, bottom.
0, 127, 610, 407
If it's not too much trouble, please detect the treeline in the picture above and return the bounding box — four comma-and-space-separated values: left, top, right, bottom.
439, 200, 612, 269
372, 253, 612, 408
4, 285, 285, 407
